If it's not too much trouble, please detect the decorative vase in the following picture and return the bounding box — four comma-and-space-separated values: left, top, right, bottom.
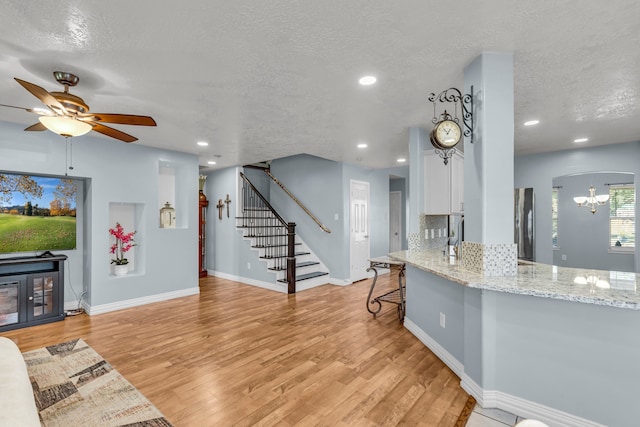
113, 264, 129, 276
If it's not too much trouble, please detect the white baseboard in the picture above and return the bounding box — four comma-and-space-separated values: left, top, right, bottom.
328, 277, 352, 286
84, 287, 200, 315
405, 317, 604, 427
64, 300, 81, 311
209, 270, 341, 293
403, 317, 464, 378
209, 270, 286, 293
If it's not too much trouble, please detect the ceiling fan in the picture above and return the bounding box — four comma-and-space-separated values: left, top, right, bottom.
0, 71, 156, 142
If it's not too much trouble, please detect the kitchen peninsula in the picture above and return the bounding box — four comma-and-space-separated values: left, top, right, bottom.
389, 249, 640, 427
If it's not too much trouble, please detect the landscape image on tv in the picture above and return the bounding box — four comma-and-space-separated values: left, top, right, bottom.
0, 173, 77, 254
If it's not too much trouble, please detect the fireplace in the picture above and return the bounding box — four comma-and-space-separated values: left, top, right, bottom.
0, 281, 19, 326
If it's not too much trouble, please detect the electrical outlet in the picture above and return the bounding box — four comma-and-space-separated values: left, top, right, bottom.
562, 254, 567, 261
247, 262, 251, 270
439, 312, 446, 328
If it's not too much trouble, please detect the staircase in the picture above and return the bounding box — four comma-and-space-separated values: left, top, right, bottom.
238, 173, 329, 293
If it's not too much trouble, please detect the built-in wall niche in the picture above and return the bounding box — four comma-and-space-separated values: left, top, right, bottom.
158, 161, 188, 229
108, 202, 145, 276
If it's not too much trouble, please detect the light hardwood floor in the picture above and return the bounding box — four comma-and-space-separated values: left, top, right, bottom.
2, 272, 470, 426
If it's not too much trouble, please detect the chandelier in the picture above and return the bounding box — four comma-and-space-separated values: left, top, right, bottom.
573, 185, 609, 214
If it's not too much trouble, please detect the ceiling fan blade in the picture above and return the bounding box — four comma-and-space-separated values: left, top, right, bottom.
90, 122, 138, 143
91, 113, 157, 126
1, 103, 54, 116
14, 78, 67, 114
0, 103, 30, 111
25, 122, 47, 131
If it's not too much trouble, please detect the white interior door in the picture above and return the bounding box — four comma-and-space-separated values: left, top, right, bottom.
389, 191, 401, 253
350, 180, 370, 282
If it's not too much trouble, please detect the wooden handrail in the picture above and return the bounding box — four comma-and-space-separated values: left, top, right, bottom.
264, 169, 331, 234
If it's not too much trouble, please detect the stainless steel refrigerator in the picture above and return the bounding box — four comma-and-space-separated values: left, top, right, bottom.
514, 188, 535, 261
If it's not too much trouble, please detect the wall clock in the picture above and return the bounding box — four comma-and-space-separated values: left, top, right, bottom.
430, 118, 462, 149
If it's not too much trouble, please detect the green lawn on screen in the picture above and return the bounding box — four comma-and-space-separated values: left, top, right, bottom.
0, 214, 76, 253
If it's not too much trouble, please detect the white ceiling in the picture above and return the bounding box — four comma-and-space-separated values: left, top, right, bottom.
1, 1, 639, 170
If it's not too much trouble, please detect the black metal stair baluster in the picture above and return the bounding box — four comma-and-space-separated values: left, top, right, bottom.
239, 172, 296, 293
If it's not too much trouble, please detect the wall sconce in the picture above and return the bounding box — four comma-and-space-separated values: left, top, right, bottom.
573, 185, 609, 214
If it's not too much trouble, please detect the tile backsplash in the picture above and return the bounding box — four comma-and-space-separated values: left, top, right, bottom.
462, 241, 517, 276
420, 214, 449, 250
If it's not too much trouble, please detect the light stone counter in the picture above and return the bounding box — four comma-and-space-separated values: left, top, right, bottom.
388, 249, 640, 310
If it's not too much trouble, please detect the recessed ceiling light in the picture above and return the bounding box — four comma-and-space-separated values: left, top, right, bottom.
397, 158, 406, 163
207, 161, 216, 165
524, 120, 540, 126
357, 143, 368, 149
574, 138, 589, 143
197, 141, 209, 146
359, 75, 377, 86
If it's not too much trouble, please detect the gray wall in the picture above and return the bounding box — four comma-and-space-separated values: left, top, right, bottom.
552, 172, 635, 271
406, 267, 465, 362
515, 141, 640, 272
270, 154, 347, 278
0, 121, 199, 307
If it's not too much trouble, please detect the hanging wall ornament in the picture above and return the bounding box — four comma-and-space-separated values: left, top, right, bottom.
427, 87, 474, 165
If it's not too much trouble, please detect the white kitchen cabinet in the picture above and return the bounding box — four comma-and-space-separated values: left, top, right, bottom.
424, 151, 464, 214
450, 152, 464, 213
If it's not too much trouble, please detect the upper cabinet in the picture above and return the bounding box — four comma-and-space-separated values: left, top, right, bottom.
424, 151, 464, 215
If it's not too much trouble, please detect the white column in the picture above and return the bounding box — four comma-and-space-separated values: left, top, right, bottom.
462, 52, 516, 275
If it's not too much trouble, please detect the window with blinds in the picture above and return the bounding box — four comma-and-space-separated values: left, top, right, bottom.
609, 184, 635, 250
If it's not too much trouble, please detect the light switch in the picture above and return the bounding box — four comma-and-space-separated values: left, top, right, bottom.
334, 213, 339, 221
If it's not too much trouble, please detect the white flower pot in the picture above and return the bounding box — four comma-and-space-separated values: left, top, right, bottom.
113, 264, 129, 276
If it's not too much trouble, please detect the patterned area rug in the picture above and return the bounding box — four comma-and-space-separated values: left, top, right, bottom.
22, 339, 173, 427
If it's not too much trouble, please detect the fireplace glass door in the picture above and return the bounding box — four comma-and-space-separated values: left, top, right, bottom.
0, 280, 20, 327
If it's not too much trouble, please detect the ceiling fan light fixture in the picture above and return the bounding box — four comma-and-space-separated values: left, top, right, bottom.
39, 115, 92, 137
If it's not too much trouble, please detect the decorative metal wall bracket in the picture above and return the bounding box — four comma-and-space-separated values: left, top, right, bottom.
434, 147, 456, 165
428, 86, 474, 144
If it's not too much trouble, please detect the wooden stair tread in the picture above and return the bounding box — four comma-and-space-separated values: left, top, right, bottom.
252, 243, 301, 248
277, 271, 329, 283
268, 261, 319, 271
237, 225, 286, 228
243, 234, 288, 238
260, 251, 309, 259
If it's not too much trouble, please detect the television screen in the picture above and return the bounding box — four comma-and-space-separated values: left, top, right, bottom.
0, 173, 77, 254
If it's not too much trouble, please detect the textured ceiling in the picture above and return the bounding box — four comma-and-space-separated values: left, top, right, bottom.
1, 1, 639, 170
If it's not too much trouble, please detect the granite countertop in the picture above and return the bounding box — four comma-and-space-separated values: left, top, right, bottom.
388, 249, 640, 310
